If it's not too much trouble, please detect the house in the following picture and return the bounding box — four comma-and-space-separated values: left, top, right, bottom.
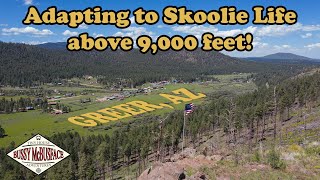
26, 106, 35, 110
65, 93, 74, 97
18, 108, 27, 112
84, 75, 94, 80
137, 89, 144, 93
34, 98, 42, 101
53, 109, 63, 114
80, 98, 91, 103
107, 96, 116, 100
143, 88, 151, 93
48, 102, 57, 105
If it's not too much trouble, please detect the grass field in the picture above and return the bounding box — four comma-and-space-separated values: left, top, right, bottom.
0, 73, 255, 147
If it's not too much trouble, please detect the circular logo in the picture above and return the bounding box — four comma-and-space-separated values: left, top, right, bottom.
36, 168, 41, 173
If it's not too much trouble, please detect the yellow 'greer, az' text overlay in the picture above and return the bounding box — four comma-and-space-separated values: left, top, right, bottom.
68, 88, 206, 127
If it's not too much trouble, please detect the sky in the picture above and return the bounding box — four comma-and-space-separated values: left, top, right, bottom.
1, 0, 320, 58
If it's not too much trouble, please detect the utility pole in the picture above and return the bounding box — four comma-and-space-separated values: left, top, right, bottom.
157, 119, 163, 161
182, 112, 186, 152
157, 115, 169, 161
273, 86, 278, 141
304, 113, 307, 142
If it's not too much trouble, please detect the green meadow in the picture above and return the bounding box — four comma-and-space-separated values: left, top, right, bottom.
0, 73, 255, 147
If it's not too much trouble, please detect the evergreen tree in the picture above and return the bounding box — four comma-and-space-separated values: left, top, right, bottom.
0, 125, 5, 138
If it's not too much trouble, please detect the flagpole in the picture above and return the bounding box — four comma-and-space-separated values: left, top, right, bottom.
182, 111, 186, 153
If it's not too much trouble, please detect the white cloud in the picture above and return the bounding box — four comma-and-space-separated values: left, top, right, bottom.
157, 25, 164, 29
0, 24, 8, 27
62, 30, 79, 36
274, 45, 291, 49
254, 37, 262, 41
172, 25, 257, 39
215, 26, 257, 37
249, 36, 269, 49
172, 25, 218, 35
172, 23, 320, 39
225, 42, 317, 58
255, 25, 297, 36
129, 16, 135, 24
300, 24, 320, 31
22, 41, 47, 45
255, 23, 320, 37
221, 24, 320, 58
172, 25, 218, 39
301, 33, 312, 38
252, 41, 268, 48
78, 24, 88, 30
24, 0, 33, 5
93, 33, 104, 38
113, 26, 154, 40
305, 43, 320, 49
2, 26, 53, 36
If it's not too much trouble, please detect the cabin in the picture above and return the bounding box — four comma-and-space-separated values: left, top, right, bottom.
107, 96, 116, 100
84, 75, 93, 80
143, 88, 151, 93
80, 99, 91, 103
48, 102, 57, 105
137, 89, 144, 93
26, 106, 35, 110
53, 109, 63, 114
18, 108, 27, 112
34, 98, 42, 101
65, 93, 74, 97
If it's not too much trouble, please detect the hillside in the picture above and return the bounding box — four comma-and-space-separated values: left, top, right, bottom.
2, 69, 320, 179
139, 100, 320, 180
0, 42, 300, 87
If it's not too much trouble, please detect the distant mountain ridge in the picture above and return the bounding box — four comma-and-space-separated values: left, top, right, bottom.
262, 53, 313, 60
38, 43, 320, 63
37, 42, 67, 50
243, 52, 320, 64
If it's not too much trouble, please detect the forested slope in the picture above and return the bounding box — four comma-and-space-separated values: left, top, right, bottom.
0, 42, 310, 87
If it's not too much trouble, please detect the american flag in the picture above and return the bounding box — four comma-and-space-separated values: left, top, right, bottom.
185, 103, 194, 115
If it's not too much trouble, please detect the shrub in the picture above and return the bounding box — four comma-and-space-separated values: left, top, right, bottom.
306, 146, 320, 156
0, 125, 5, 138
267, 148, 286, 170
288, 144, 303, 153
253, 150, 261, 163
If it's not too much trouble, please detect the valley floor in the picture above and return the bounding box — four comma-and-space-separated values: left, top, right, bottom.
0, 73, 255, 147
